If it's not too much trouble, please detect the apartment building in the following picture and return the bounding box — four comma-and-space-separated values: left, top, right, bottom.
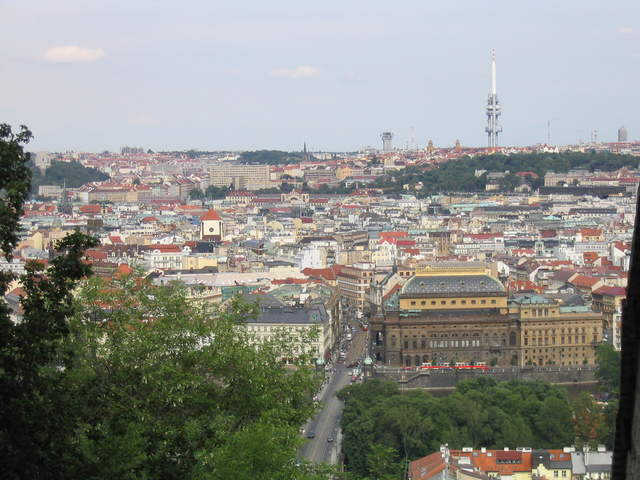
209, 164, 271, 190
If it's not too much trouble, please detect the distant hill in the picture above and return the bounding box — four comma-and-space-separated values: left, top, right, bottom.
31, 160, 109, 194
238, 150, 307, 165
377, 151, 640, 195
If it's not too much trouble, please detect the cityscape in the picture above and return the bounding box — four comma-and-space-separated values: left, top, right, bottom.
2, 2, 639, 479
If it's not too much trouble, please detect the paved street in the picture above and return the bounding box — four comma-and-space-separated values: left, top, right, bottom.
299, 320, 368, 464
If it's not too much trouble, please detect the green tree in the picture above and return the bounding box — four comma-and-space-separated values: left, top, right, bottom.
280, 182, 294, 193
189, 187, 206, 200
61, 275, 322, 479
0, 124, 100, 479
205, 185, 229, 199
572, 392, 603, 449
595, 344, 621, 394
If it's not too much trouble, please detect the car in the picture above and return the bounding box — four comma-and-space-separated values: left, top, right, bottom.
306, 431, 315, 439
327, 437, 334, 443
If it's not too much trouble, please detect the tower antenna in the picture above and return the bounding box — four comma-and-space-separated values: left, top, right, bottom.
485, 50, 503, 148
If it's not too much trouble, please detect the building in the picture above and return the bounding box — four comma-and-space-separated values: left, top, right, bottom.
200, 209, 224, 241
371, 263, 519, 367
381, 131, 394, 152
410, 446, 612, 480
511, 294, 603, 366
209, 164, 271, 191
244, 304, 332, 362
336, 263, 375, 312
618, 126, 628, 142
592, 286, 626, 350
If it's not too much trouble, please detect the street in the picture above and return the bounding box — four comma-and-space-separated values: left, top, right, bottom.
299, 319, 368, 464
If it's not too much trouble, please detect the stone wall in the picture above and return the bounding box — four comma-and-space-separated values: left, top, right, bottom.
371, 365, 597, 390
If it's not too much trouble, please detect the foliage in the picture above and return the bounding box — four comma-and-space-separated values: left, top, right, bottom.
30, 159, 109, 192
205, 185, 230, 199
239, 150, 306, 165
0, 124, 101, 479
0, 124, 324, 478
0, 124, 32, 259
377, 151, 640, 195
595, 344, 621, 394
189, 187, 206, 200
338, 378, 577, 478
59, 277, 322, 479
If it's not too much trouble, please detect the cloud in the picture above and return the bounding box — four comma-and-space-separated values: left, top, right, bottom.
44, 45, 105, 63
617, 26, 633, 35
269, 65, 320, 79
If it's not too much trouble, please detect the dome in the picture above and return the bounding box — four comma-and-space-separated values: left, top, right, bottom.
401, 274, 505, 297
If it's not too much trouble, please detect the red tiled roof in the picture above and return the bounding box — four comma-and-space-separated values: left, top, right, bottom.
201, 209, 222, 221
409, 452, 446, 480
302, 267, 337, 281
79, 204, 101, 214
570, 275, 601, 288
593, 286, 627, 297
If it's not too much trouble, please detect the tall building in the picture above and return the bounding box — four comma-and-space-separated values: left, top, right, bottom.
209, 164, 271, 190
618, 126, 629, 142
381, 132, 394, 152
485, 50, 503, 148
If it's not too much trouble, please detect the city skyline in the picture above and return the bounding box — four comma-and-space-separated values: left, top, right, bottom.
1, 1, 639, 152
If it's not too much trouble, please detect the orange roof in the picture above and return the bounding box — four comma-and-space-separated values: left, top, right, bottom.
302, 267, 337, 281
453, 449, 532, 476
580, 228, 602, 236
201, 209, 222, 221
409, 451, 446, 480
569, 274, 601, 288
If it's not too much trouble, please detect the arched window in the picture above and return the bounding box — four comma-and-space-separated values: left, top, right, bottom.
422, 355, 429, 364
415, 355, 421, 366
509, 332, 517, 346
405, 356, 411, 367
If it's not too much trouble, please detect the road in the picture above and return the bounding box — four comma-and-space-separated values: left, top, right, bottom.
299, 320, 367, 464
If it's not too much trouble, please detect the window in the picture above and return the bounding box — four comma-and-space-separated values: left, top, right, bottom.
491, 299, 496, 304
411, 301, 416, 306
431, 301, 436, 305
480, 300, 486, 304
471, 300, 477, 304
421, 340, 426, 349
441, 300, 446, 305
404, 341, 409, 349
421, 301, 426, 306
461, 300, 466, 304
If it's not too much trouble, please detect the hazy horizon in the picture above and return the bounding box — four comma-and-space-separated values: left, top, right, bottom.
2, 1, 638, 152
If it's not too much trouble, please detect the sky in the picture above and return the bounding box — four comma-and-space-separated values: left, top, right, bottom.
1, 1, 639, 152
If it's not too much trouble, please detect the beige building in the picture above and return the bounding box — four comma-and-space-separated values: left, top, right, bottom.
510, 295, 603, 367
209, 164, 271, 191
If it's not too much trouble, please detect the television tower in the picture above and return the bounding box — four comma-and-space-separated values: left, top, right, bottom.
485, 50, 502, 148
381, 131, 394, 152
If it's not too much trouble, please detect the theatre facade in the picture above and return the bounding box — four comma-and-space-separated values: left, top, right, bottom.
369, 263, 602, 368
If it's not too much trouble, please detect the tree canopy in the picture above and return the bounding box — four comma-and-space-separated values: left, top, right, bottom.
30, 159, 109, 193
338, 378, 613, 478
0, 124, 327, 479
239, 150, 307, 165
374, 151, 640, 195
